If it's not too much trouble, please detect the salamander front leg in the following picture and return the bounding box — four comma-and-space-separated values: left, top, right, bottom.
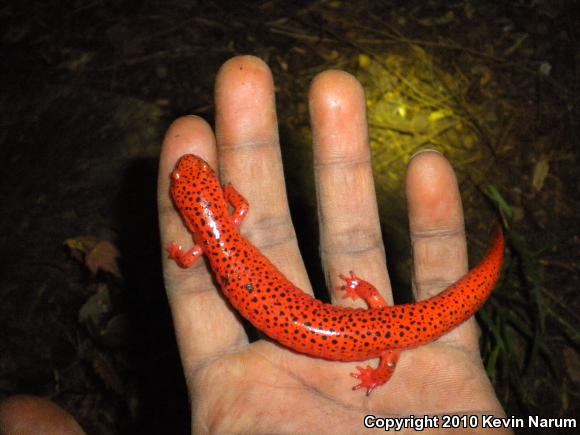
167, 243, 203, 268
338, 271, 387, 308
224, 183, 249, 227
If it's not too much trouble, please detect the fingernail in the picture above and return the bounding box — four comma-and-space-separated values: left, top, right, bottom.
410, 147, 443, 160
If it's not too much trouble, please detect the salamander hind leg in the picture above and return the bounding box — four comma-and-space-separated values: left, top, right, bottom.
338, 271, 401, 394
351, 350, 401, 395
223, 183, 249, 227
338, 271, 387, 308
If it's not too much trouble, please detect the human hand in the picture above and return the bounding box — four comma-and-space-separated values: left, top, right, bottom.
158, 56, 511, 434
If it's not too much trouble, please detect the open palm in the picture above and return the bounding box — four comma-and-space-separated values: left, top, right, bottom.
158, 56, 510, 434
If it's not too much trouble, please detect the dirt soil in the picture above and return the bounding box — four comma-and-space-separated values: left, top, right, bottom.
1, 1, 579, 434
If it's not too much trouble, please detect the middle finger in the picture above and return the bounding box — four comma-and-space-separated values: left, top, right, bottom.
215, 56, 312, 294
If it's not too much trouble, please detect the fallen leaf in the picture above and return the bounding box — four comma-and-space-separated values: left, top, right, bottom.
100, 314, 131, 349
86, 240, 121, 278
92, 351, 124, 394
64, 236, 100, 263
532, 155, 550, 192
78, 284, 112, 327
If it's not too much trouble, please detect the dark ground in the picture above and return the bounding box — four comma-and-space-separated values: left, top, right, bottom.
1, 1, 579, 434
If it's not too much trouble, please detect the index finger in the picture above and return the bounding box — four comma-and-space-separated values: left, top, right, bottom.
158, 116, 248, 377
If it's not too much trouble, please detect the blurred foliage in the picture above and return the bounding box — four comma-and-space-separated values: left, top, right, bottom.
362, 47, 489, 175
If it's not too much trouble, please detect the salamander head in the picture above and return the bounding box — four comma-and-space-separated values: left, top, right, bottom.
171, 154, 215, 185
170, 154, 227, 231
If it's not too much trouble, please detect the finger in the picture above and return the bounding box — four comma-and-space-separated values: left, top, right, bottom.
214, 56, 312, 293
405, 150, 480, 349
309, 70, 391, 306
158, 116, 248, 376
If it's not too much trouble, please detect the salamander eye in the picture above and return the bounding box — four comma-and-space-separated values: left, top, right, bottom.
172, 171, 181, 181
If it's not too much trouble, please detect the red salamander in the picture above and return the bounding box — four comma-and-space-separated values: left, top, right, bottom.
168, 154, 504, 394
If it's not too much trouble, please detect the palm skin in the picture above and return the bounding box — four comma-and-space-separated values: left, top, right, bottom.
158, 56, 511, 434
